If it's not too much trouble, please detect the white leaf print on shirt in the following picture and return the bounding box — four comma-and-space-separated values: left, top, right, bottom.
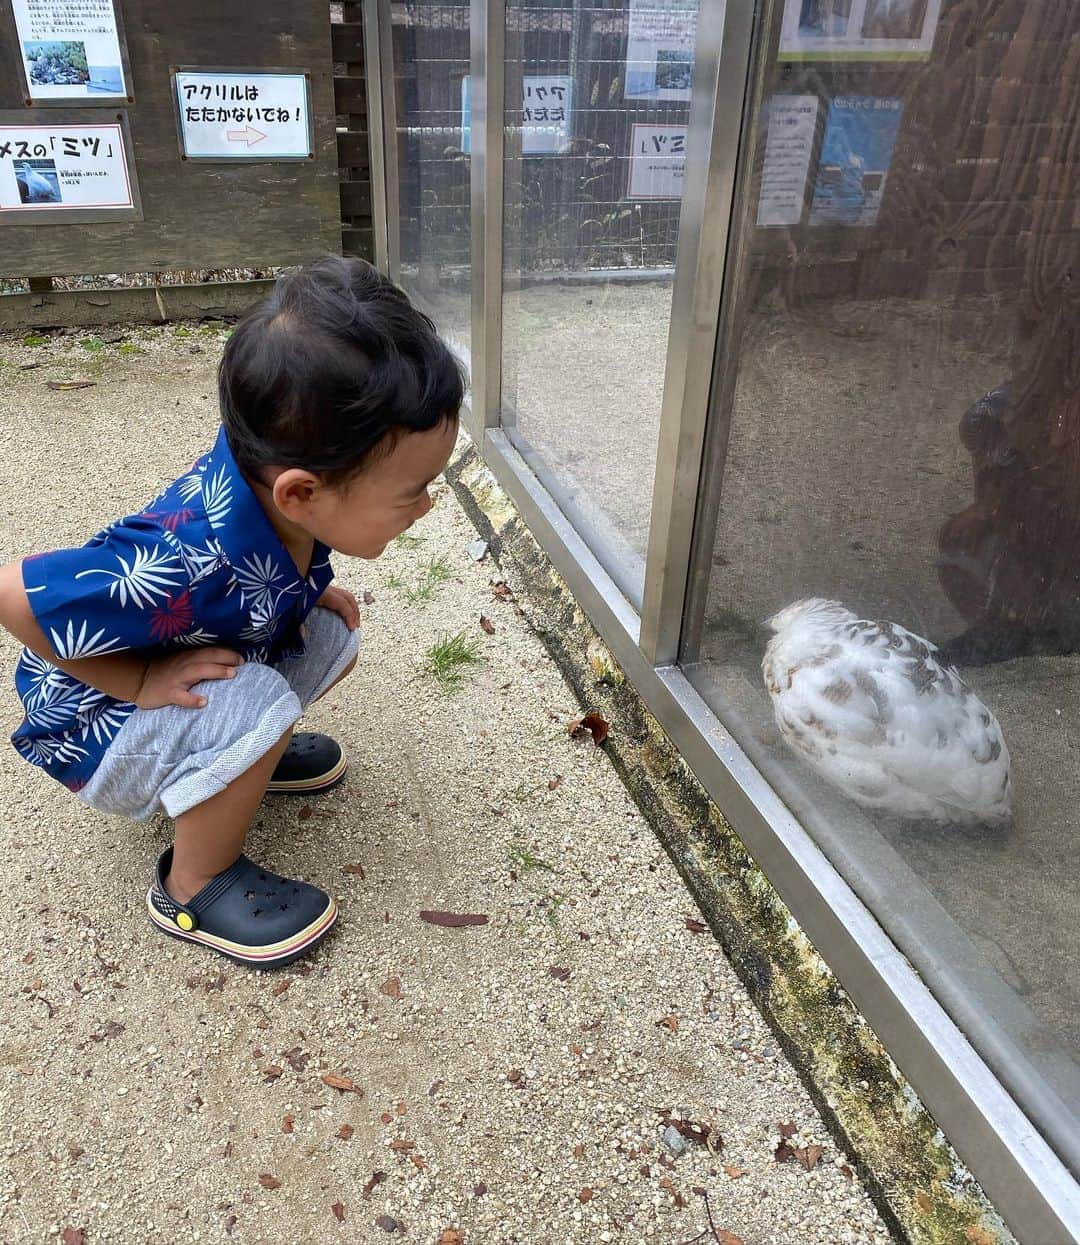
77, 695, 132, 746
24, 677, 86, 730
200, 464, 234, 528
74, 542, 185, 610
234, 553, 296, 624
49, 619, 127, 661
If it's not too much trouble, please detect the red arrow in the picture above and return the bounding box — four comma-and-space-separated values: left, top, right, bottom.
225, 125, 267, 147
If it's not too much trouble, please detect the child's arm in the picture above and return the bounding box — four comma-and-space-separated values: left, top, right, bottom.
0, 561, 242, 708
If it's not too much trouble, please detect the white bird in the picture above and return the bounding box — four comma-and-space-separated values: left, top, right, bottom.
762, 598, 1012, 826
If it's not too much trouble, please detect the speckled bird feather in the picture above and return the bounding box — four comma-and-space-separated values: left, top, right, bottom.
762, 599, 1012, 825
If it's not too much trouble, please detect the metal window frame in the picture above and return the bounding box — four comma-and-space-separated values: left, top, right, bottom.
639, 0, 755, 667
362, 0, 400, 280
468, 0, 504, 445
366, 0, 1080, 1235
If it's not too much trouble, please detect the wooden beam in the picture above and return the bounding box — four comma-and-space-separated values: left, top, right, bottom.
0, 279, 278, 330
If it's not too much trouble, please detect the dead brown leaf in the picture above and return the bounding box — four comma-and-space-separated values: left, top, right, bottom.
717, 1232, 746, 1245
438, 1230, 465, 1245
390, 1138, 416, 1151
778, 1119, 798, 1138
262, 1065, 283, 1082
548, 775, 563, 790
46, 380, 95, 391
363, 590, 375, 605
375, 1215, 398, 1232
774, 1140, 797, 1163
840, 1163, 854, 1180
380, 1112, 393, 1124
473, 1183, 487, 1197
410, 1153, 427, 1170
549, 966, 571, 980
343, 862, 365, 876
568, 711, 610, 745
723, 1164, 749, 1179
656, 1013, 679, 1033
258, 1173, 281, 1189
479, 615, 495, 634
332, 1202, 346, 1222
572, 1143, 585, 1158
338, 1124, 355, 1140
419, 910, 488, 927
61, 1230, 86, 1245
298, 805, 313, 821
578, 1187, 593, 1203
282, 1114, 295, 1134
271, 980, 291, 997
321, 1073, 363, 1094
362, 1170, 388, 1196
916, 1191, 934, 1212
380, 976, 403, 1000
796, 1143, 825, 1171
685, 918, 707, 934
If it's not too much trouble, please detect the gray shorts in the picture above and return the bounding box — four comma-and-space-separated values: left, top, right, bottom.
78, 606, 359, 823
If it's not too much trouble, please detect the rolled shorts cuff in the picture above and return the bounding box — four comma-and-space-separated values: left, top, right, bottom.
159, 687, 303, 820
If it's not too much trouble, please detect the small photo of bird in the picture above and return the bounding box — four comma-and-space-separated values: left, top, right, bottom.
762, 598, 1012, 827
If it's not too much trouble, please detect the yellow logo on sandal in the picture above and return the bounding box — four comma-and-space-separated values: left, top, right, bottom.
176, 913, 194, 931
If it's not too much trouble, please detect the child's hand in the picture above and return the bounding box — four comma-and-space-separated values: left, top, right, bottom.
135, 648, 245, 710
315, 586, 361, 631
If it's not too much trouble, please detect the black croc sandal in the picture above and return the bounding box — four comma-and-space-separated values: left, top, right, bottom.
146, 845, 338, 969
266, 732, 348, 795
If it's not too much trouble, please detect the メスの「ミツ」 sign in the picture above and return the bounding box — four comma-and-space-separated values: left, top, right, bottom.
0, 121, 136, 214
173, 71, 313, 160
628, 123, 686, 198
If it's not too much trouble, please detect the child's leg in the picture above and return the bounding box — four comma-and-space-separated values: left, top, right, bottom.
163, 725, 294, 904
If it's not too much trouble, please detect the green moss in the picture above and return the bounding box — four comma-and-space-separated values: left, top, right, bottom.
22, 333, 49, 347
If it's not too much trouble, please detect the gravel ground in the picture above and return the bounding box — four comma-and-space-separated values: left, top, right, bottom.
0, 326, 893, 1244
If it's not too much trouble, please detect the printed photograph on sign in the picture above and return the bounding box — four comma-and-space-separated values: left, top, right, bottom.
780, 0, 941, 60
13, 0, 127, 100
624, 0, 703, 101
174, 72, 312, 160
809, 96, 903, 227
0, 124, 133, 211
461, 76, 572, 156
627, 123, 686, 199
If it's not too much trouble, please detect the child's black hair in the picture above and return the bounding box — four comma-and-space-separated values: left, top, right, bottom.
218, 254, 467, 488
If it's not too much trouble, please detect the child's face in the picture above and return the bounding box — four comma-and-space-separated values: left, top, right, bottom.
278, 417, 460, 559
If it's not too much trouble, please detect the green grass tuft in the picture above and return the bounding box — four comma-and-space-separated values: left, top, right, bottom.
424, 629, 482, 691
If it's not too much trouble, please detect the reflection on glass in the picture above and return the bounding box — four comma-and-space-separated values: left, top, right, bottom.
392, 0, 472, 352
687, 0, 1080, 1135
501, 0, 700, 608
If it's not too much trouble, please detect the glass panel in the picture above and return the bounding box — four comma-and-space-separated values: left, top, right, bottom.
500, 0, 699, 608
392, 0, 472, 354
686, 0, 1080, 1144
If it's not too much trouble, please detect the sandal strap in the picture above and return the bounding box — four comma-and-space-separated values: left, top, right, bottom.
152, 846, 250, 934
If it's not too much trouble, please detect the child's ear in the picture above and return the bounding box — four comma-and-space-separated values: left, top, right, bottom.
271, 468, 321, 518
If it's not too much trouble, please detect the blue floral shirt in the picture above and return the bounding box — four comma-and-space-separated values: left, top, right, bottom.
11, 425, 335, 792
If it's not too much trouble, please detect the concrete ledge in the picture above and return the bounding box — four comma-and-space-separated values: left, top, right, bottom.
446, 439, 1013, 1245
0, 279, 276, 330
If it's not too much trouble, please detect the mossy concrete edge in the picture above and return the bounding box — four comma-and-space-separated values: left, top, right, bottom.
445, 440, 1014, 1245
